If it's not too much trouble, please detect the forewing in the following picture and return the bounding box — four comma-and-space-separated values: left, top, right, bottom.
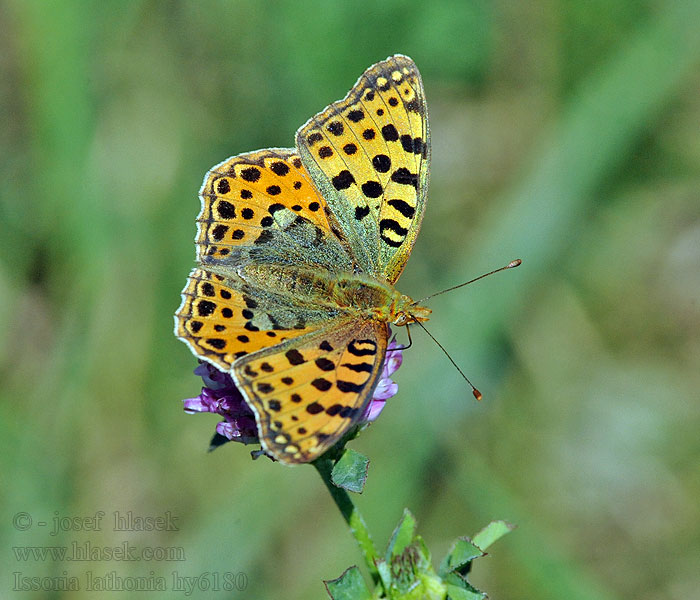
233, 319, 389, 463
174, 268, 329, 371
296, 54, 430, 283
197, 148, 352, 273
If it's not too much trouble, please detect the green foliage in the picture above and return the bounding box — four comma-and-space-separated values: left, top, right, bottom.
471, 520, 515, 552
325, 567, 373, 600
2, 1, 699, 599
438, 538, 483, 576
332, 449, 371, 494
326, 510, 511, 599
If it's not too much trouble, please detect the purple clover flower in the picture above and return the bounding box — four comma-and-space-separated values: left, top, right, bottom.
183, 338, 403, 453
183, 363, 259, 446
362, 338, 403, 422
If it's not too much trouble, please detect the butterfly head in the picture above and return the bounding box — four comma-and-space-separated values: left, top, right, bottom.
393, 295, 431, 327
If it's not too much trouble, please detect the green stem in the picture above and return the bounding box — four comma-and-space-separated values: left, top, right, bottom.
313, 457, 381, 586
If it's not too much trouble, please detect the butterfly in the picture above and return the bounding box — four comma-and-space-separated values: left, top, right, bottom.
175, 55, 432, 464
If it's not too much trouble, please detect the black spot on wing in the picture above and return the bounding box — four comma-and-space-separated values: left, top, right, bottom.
390, 168, 418, 189
240, 167, 261, 182
211, 224, 228, 241
197, 301, 216, 316
341, 361, 374, 373
405, 98, 423, 114
347, 339, 378, 356
217, 201, 236, 219
387, 198, 415, 219
336, 380, 365, 393
306, 402, 324, 414
270, 161, 289, 176
327, 121, 344, 136
312, 378, 332, 391
315, 357, 335, 371
372, 154, 391, 173
379, 219, 408, 247
332, 170, 355, 191
286, 349, 305, 365
401, 135, 424, 155
355, 205, 370, 220
361, 181, 383, 198
381, 124, 399, 142
340, 406, 359, 418
216, 178, 230, 194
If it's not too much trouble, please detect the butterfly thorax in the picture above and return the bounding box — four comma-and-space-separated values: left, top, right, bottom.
331, 273, 431, 326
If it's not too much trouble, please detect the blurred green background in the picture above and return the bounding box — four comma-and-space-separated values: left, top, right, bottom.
2, 1, 699, 598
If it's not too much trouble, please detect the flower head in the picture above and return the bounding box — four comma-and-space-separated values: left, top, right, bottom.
183, 363, 259, 447
182, 336, 404, 454
362, 338, 403, 422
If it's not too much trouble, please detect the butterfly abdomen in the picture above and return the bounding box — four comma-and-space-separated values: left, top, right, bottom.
328, 273, 402, 320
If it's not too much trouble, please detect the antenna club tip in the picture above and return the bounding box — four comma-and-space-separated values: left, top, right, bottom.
472, 389, 483, 401
508, 259, 522, 268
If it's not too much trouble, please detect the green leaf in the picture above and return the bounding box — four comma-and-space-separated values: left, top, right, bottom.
472, 520, 515, 552
412, 535, 434, 569
399, 572, 447, 600
438, 538, 484, 577
385, 509, 417, 561
443, 572, 484, 595
331, 449, 370, 493
375, 558, 393, 591
445, 582, 486, 600
324, 566, 372, 600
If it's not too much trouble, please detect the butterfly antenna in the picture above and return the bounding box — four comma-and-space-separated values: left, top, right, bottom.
414, 320, 483, 401
413, 259, 522, 305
